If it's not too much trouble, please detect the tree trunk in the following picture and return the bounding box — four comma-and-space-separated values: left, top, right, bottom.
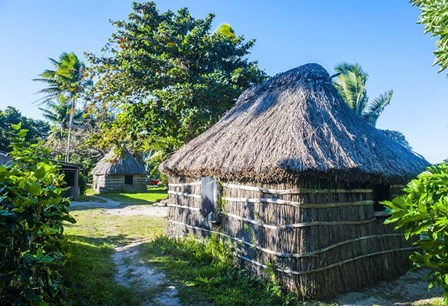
65, 100, 76, 162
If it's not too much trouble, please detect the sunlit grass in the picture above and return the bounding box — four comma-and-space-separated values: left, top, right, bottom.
97, 187, 167, 204
62, 188, 168, 305
77, 194, 107, 203
65, 209, 167, 242
139, 236, 301, 306
62, 236, 139, 306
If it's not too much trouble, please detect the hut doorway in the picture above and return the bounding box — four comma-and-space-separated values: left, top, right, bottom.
125, 175, 134, 185
373, 184, 391, 214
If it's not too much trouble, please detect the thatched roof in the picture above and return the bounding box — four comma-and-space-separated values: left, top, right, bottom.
92, 148, 146, 176
161, 63, 429, 183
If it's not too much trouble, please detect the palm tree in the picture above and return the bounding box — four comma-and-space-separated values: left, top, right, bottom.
333, 62, 393, 126
34, 52, 90, 162
39, 96, 82, 135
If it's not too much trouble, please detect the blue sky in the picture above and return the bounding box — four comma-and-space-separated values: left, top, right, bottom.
1, 1, 447, 163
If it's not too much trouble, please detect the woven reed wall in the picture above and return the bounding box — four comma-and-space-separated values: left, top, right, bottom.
93, 174, 147, 193
166, 176, 413, 298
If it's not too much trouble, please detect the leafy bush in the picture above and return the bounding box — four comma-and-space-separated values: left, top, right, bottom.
411, 0, 448, 72
383, 162, 448, 303
78, 172, 87, 195
0, 124, 75, 304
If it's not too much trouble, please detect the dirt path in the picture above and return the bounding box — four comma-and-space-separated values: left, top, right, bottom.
335, 268, 443, 305
112, 240, 181, 306
70, 196, 169, 217
70, 197, 179, 305
71, 198, 443, 305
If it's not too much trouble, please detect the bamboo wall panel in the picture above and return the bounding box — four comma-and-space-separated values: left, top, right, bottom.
93, 174, 147, 193
166, 176, 414, 298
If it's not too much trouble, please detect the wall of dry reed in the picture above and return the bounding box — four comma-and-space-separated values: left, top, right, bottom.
166, 176, 413, 298
93, 174, 147, 193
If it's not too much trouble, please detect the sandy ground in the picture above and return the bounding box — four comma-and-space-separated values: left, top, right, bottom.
70, 196, 169, 217
70, 197, 444, 305
112, 240, 181, 306
335, 268, 443, 305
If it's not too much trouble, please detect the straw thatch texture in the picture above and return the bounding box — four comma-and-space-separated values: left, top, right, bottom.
161, 63, 429, 183
92, 148, 147, 193
92, 148, 146, 176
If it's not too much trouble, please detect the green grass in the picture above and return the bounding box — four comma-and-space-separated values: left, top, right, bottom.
139, 235, 302, 306
65, 209, 167, 243
77, 194, 107, 203
98, 187, 167, 204
61, 193, 168, 305
62, 237, 140, 306
85, 188, 97, 196
61, 199, 441, 306
61, 198, 305, 305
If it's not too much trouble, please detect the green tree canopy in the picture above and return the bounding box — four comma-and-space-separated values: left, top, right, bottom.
86, 2, 266, 155
34, 52, 91, 162
215, 23, 236, 39
333, 62, 393, 126
0, 106, 49, 152
411, 0, 448, 72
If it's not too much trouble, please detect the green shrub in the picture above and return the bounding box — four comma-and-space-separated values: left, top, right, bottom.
383, 162, 448, 303
78, 172, 87, 195
0, 124, 76, 304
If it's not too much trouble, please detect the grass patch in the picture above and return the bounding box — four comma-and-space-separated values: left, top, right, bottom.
140, 235, 301, 306
65, 209, 167, 242
61, 207, 305, 305
61, 208, 168, 305
99, 187, 167, 204
77, 194, 107, 203
85, 188, 97, 196
61, 236, 139, 306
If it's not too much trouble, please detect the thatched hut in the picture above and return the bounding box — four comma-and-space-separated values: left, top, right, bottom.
92, 148, 146, 193
160, 63, 430, 298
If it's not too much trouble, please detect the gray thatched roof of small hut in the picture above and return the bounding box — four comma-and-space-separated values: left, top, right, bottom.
92, 148, 146, 176
161, 63, 430, 183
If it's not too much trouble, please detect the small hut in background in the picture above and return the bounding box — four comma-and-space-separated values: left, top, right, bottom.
1, 150, 80, 200
92, 147, 147, 193
60, 161, 81, 200
160, 64, 430, 298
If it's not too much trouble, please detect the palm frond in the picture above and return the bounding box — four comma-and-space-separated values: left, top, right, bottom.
364, 90, 393, 126
334, 63, 368, 113
34, 52, 86, 104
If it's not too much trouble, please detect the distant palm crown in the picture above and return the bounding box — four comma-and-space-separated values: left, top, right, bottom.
333, 62, 393, 126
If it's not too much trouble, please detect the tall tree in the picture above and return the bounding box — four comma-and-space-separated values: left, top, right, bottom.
333, 63, 411, 149
333, 62, 393, 126
0, 106, 50, 152
86, 2, 266, 157
411, 0, 448, 72
39, 96, 83, 137
34, 52, 90, 162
